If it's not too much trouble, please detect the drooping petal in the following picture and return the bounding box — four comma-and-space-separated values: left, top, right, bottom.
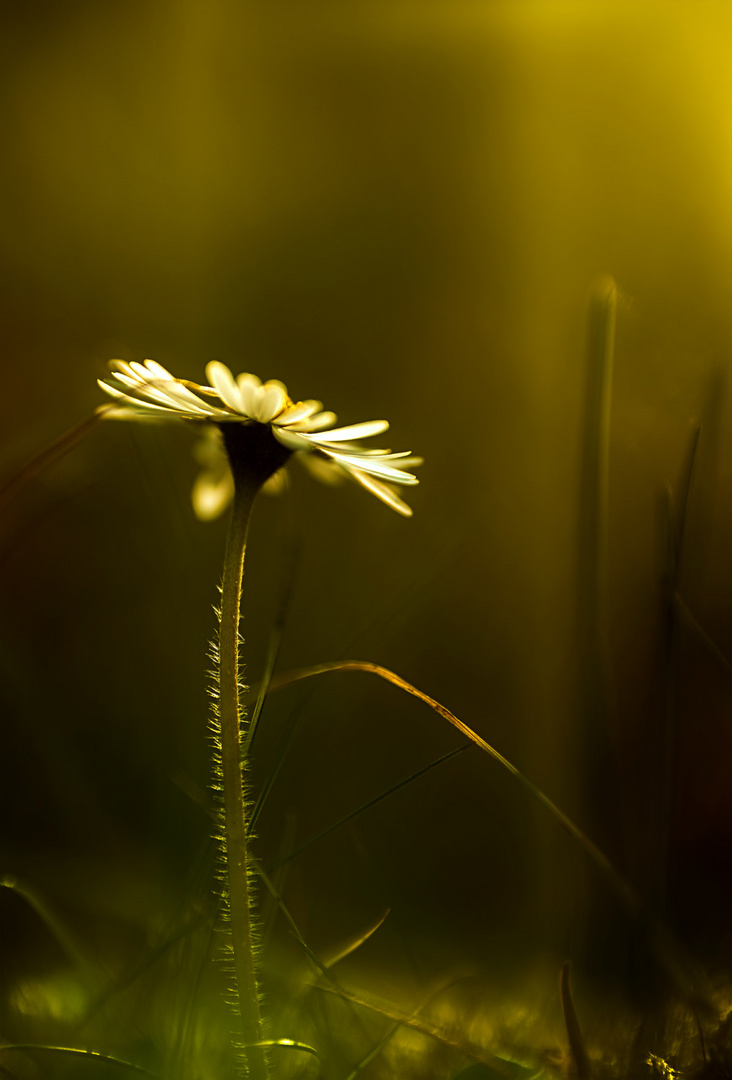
318, 448, 420, 485
344, 466, 414, 516
307, 442, 392, 455
363, 451, 423, 464
261, 468, 291, 495
191, 469, 235, 520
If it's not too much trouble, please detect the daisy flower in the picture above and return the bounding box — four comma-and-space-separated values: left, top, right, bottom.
98, 359, 421, 516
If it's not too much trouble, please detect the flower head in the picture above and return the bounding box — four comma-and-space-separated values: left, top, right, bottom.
98, 360, 421, 517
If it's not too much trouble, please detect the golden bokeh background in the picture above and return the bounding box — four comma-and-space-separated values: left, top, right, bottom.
1, 0, 731, 1041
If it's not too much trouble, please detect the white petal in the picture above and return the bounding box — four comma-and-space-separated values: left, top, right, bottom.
129, 360, 165, 383
345, 467, 413, 516
312, 420, 389, 443
277, 400, 323, 426
264, 378, 288, 395
191, 470, 235, 520
113, 369, 151, 390
98, 405, 162, 421
311, 443, 391, 454
292, 410, 338, 432
111, 373, 188, 410
115, 362, 217, 415
143, 359, 176, 381
206, 361, 244, 413
109, 360, 138, 380
256, 383, 287, 422
273, 427, 311, 451
156, 381, 225, 415
363, 451, 422, 463
238, 374, 262, 418
319, 449, 420, 484
97, 380, 186, 415
351, 452, 423, 468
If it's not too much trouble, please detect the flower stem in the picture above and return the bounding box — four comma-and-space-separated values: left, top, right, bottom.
218, 478, 268, 1080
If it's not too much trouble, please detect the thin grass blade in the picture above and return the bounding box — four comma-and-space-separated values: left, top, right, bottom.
263, 658, 710, 1006
0, 409, 108, 513
0, 1046, 157, 1077
268, 745, 468, 871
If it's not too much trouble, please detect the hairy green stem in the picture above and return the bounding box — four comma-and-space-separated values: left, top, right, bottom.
219, 479, 268, 1080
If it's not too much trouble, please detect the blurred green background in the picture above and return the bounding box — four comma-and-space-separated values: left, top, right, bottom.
1, 0, 731, 1030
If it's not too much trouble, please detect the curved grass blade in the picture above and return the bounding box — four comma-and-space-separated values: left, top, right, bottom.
260, 811, 298, 948
265, 660, 637, 909
0, 1045, 157, 1077
342, 973, 473, 1080
245, 537, 448, 834
168, 910, 220, 1080
321, 908, 390, 970
247, 1039, 319, 1060
72, 910, 210, 1037
252, 856, 377, 1055
0, 875, 100, 987
263, 659, 709, 1005
313, 982, 531, 1078
252, 855, 340, 985
247, 696, 306, 836
268, 745, 468, 871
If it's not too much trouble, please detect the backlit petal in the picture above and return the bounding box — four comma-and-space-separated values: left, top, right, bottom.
344, 467, 413, 516
293, 410, 338, 432
206, 361, 244, 413
256, 383, 287, 422
313, 420, 389, 443
273, 427, 311, 451
277, 400, 323, 426
238, 374, 262, 418
192, 470, 235, 520
97, 380, 186, 415
143, 359, 176, 381
320, 449, 419, 484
